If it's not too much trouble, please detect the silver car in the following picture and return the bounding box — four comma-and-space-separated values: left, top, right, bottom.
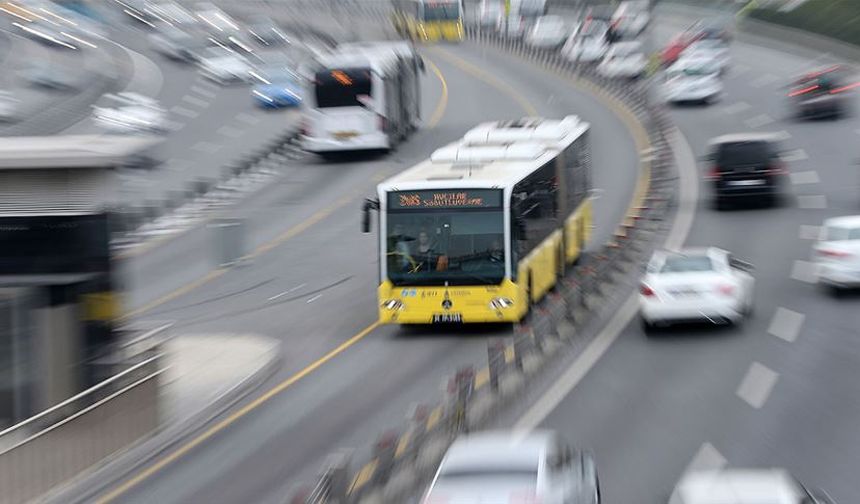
423, 430, 600, 504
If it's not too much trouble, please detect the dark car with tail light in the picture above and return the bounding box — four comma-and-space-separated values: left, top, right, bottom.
788, 65, 856, 119
703, 133, 789, 210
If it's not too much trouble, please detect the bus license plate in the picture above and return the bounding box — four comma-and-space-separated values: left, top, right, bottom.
432, 313, 463, 323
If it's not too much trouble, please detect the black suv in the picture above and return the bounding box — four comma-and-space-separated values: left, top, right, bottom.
704, 134, 787, 209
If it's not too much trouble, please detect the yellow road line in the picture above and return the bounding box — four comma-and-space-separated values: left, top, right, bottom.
425, 406, 443, 431
96, 321, 381, 503
425, 58, 449, 128
427, 46, 539, 116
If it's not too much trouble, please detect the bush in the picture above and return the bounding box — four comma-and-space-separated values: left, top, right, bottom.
749, 0, 860, 47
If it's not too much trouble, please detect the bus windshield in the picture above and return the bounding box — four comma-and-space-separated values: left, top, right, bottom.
421, 2, 460, 21
314, 68, 372, 108
386, 190, 505, 286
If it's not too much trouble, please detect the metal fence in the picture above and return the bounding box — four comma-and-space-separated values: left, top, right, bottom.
0, 353, 164, 504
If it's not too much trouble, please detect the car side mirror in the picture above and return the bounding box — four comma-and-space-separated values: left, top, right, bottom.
548, 454, 565, 471
699, 153, 715, 162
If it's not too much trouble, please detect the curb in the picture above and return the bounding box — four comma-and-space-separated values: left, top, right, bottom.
45, 339, 284, 504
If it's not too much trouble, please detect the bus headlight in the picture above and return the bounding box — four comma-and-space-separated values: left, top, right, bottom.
382, 299, 405, 311
489, 298, 514, 310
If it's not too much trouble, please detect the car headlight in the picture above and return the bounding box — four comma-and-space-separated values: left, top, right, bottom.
489, 297, 514, 310
381, 299, 405, 311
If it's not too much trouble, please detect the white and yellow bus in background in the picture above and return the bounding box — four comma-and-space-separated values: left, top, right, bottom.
363, 116, 592, 324
391, 0, 464, 42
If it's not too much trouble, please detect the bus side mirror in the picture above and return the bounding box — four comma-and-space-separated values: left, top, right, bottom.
361, 198, 379, 233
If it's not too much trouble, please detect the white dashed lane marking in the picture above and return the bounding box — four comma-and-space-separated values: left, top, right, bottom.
781, 148, 808, 162
668, 443, 728, 504
182, 95, 210, 108
790, 171, 820, 185
744, 114, 775, 128
773, 130, 792, 141
171, 106, 200, 119
799, 225, 821, 240
736, 362, 779, 409
217, 125, 245, 138
797, 195, 828, 209
191, 141, 222, 154
721, 101, 750, 115
306, 294, 323, 304
191, 85, 217, 99
750, 74, 780, 88
768, 307, 805, 342
236, 112, 261, 125
791, 260, 818, 283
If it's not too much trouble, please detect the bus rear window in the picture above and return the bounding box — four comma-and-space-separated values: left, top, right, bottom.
314, 68, 372, 108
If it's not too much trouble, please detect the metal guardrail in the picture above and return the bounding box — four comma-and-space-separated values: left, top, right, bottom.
0, 353, 164, 504
281, 12, 678, 504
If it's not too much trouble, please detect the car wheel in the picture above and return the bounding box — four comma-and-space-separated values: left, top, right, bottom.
641, 317, 655, 334
713, 198, 729, 211
827, 284, 844, 298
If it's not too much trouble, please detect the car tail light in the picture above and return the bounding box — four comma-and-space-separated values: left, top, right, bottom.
817, 248, 852, 259
640, 284, 655, 297
829, 81, 860, 94
705, 165, 721, 181
716, 284, 735, 296
788, 84, 819, 97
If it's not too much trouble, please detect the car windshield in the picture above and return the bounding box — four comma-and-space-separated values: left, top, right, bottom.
716, 141, 772, 166
422, 2, 460, 21
386, 190, 505, 286
659, 255, 714, 273
670, 64, 717, 77
826, 226, 860, 241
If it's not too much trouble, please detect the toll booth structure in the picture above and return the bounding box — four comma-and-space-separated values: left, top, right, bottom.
0, 134, 161, 427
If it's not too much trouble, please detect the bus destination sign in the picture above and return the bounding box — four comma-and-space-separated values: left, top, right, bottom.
389, 189, 501, 210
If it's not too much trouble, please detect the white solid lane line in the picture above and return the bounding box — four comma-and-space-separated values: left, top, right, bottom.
744, 114, 774, 128
768, 307, 805, 343
797, 195, 828, 209
799, 225, 821, 240
182, 95, 210, 108
736, 362, 779, 409
171, 106, 200, 119
791, 260, 819, 284
790, 171, 820, 185
306, 294, 323, 304
515, 129, 700, 431
667, 443, 728, 504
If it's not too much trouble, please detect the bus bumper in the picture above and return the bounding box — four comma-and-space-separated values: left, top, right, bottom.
377, 280, 526, 324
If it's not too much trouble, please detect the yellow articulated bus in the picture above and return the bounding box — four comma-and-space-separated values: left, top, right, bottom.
362, 116, 593, 324
391, 0, 464, 42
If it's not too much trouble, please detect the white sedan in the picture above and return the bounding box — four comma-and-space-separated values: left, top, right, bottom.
524, 15, 569, 49
813, 215, 860, 292
672, 468, 835, 504
682, 38, 730, 73
597, 41, 647, 79
197, 46, 253, 84
639, 247, 754, 330
422, 431, 600, 504
662, 55, 722, 104
93, 92, 168, 134
561, 20, 609, 63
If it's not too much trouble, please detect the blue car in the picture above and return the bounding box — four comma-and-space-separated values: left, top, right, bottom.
252, 69, 303, 108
